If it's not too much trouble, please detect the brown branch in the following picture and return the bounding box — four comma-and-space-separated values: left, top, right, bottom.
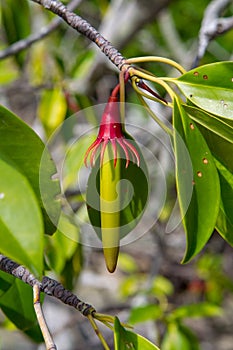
0, 0, 82, 60
30, 0, 127, 70
0, 254, 95, 316
41, 276, 95, 316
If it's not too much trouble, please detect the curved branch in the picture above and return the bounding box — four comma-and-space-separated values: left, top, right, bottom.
30, 0, 126, 70
0, 0, 82, 60
0, 254, 95, 316
194, 0, 233, 66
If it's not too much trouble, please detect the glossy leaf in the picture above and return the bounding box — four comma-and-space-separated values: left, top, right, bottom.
215, 159, 233, 246
0, 272, 43, 343
184, 101, 233, 248
114, 317, 160, 350
161, 323, 199, 350
0, 104, 60, 235
173, 97, 220, 263
174, 62, 233, 119
184, 105, 233, 144
0, 159, 43, 276
196, 122, 233, 175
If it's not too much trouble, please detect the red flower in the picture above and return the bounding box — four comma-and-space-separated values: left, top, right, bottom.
84, 95, 140, 168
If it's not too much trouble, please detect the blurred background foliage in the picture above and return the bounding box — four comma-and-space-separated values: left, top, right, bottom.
0, 0, 233, 349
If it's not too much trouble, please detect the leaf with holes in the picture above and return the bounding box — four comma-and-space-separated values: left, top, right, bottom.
183, 105, 233, 144
186, 118, 233, 246
173, 97, 220, 263
196, 122, 233, 176
174, 62, 233, 119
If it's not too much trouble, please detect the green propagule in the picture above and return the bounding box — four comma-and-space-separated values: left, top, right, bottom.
84, 72, 141, 273
83, 57, 185, 273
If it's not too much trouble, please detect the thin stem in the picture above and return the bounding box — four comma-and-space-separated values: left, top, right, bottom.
129, 68, 176, 101
137, 93, 173, 137
126, 56, 186, 74
119, 70, 126, 125
131, 77, 169, 106
33, 283, 57, 350
94, 313, 132, 329
94, 313, 115, 326
87, 315, 111, 350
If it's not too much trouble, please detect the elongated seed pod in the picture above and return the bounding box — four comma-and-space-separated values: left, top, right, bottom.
100, 143, 121, 273
85, 92, 142, 273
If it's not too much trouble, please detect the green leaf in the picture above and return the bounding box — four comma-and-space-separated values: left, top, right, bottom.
128, 304, 162, 325
184, 105, 233, 144
0, 159, 43, 276
196, 123, 233, 175
118, 253, 138, 273
1, 0, 31, 67
0, 59, 19, 85
168, 302, 222, 321
120, 275, 145, 299
161, 323, 199, 350
0, 272, 43, 343
86, 142, 149, 241
0, 271, 14, 297
184, 104, 233, 251
114, 317, 160, 350
173, 97, 220, 263
215, 159, 233, 246
0, 104, 61, 235
174, 62, 233, 119
38, 87, 67, 136
150, 275, 174, 297
45, 213, 80, 274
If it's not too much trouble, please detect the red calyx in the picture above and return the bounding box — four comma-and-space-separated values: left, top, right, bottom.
84, 93, 140, 168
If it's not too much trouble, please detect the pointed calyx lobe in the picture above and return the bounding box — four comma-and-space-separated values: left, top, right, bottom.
84, 92, 140, 168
